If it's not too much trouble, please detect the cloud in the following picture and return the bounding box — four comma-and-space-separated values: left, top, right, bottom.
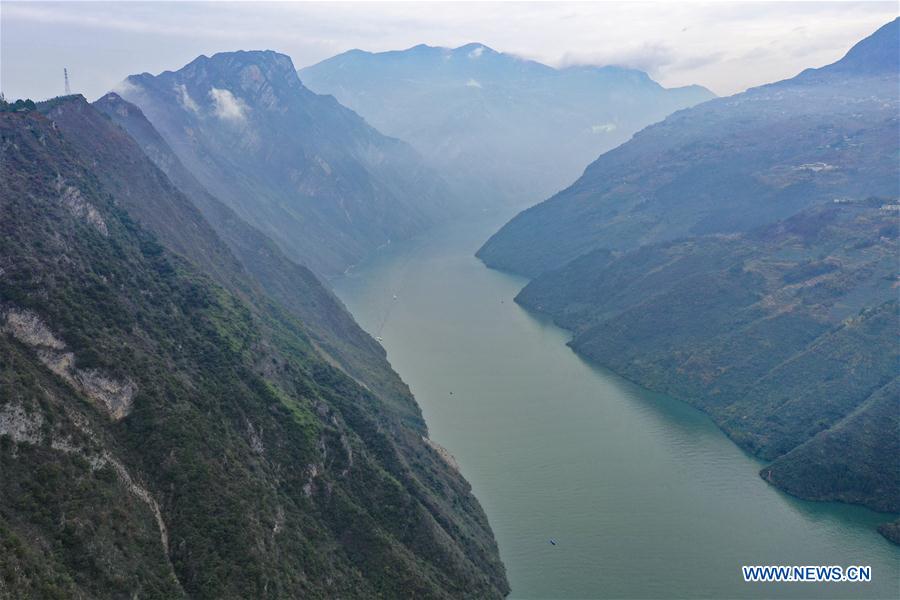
175, 84, 199, 113
209, 87, 247, 121
0, 2, 285, 42
562, 43, 676, 76
3, 1, 898, 99
111, 77, 142, 98
590, 123, 617, 134
675, 52, 727, 72
465, 78, 482, 88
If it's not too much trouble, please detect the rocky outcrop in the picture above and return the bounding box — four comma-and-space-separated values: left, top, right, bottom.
3, 308, 135, 420
0, 396, 170, 558
0, 402, 44, 445
55, 174, 108, 236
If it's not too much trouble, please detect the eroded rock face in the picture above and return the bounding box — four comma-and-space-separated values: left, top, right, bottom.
3, 308, 66, 349
0, 398, 169, 556
54, 175, 108, 236
3, 308, 135, 420
76, 369, 137, 421
0, 403, 44, 445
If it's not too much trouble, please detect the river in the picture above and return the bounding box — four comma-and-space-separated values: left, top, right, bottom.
332, 211, 899, 599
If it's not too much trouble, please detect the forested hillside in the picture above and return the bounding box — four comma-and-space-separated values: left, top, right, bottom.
0, 98, 508, 598
482, 19, 900, 538
518, 200, 898, 514
92, 92, 420, 425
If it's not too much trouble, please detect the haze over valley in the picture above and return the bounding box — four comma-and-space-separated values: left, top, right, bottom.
301, 44, 713, 207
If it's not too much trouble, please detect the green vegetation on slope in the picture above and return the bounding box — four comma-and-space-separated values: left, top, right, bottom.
92, 92, 422, 427
0, 102, 507, 597
517, 200, 899, 523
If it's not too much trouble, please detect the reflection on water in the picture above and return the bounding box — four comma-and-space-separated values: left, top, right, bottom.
334, 212, 899, 599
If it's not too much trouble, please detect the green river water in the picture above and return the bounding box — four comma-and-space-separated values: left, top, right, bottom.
332, 212, 899, 599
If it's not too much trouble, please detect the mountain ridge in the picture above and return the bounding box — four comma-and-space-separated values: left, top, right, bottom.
92, 91, 418, 422
0, 95, 508, 597
801, 17, 899, 77
300, 44, 714, 208
477, 19, 899, 277
478, 18, 900, 534
117, 50, 451, 277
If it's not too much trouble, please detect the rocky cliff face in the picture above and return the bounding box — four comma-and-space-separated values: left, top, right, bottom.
0, 99, 508, 598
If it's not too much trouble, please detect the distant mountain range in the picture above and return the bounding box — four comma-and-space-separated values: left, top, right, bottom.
479, 19, 899, 277
117, 50, 451, 277
480, 18, 900, 537
0, 92, 507, 597
300, 43, 714, 208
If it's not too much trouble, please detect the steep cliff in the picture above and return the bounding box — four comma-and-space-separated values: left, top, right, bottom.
0, 99, 508, 598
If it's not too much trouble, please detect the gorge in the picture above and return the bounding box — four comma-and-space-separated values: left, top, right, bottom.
334, 211, 899, 599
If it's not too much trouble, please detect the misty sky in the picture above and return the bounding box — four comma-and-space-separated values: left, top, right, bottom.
2, 1, 897, 102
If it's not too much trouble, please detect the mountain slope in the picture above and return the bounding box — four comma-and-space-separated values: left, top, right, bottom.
117, 50, 451, 277
93, 91, 419, 425
0, 99, 508, 598
300, 43, 713, 208
517, 200, 899, 515
478, 18, 899, 277
487, 18, 900, 529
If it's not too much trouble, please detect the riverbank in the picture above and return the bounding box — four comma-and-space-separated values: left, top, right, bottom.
334, 213, 900, 599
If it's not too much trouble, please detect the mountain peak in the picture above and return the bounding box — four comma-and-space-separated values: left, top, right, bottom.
95, 91, 131, 110
208, 49, 295, 68
34, 94, 92, 118
123, 50, 310, 118
183, 49, 299, 83
454, 42, 497, 57
130, 50, 299, 87
94, 91, 154, 125
38, 93, 88, 108
816, 17, 899, 76
403, 43, 440, 54
114, 50, 450, 276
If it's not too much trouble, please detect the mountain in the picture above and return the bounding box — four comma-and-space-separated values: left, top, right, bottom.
92, 91, 418, 424
0, 96, 508, 597
116, 50, 451, 277
517, 200, 899, 517
478, 18, 900, 277
481, 19, 900, 531
300, 43, 714, 208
